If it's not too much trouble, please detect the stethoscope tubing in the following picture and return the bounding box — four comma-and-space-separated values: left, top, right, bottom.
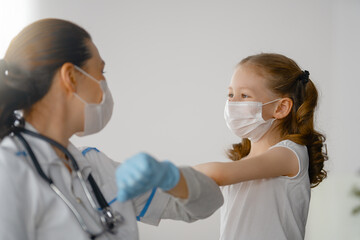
14, 127, 109, 209
12, 127, 119, 238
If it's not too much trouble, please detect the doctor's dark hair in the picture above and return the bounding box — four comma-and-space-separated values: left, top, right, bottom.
0, 18, 92, 139
227, 53, 328, 188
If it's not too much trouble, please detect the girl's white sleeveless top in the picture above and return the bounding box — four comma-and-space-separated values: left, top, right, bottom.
220, 140, 310, 240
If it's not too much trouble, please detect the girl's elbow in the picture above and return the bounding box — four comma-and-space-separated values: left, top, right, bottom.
213, 174, 229, 186
193, 163, 223, 186
206, 170, 226, 186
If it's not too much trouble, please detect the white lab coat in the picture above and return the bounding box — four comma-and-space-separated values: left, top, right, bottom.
0, 124, 223, 240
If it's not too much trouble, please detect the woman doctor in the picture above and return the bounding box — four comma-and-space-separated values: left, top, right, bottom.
0, 18, 223, 240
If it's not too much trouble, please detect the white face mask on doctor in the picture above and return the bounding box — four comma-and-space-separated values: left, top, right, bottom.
224, 99, 280, 142
74, 65, 114, 137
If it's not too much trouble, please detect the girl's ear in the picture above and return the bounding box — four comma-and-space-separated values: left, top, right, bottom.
59, 63, 77, 95
274, 98, 293, 119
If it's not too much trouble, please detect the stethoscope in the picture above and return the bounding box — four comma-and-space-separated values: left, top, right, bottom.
11, 122, 123, 239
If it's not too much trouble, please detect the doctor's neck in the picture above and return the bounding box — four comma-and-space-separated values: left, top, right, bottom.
26, 113, 72, 160
24, 89, 77, 160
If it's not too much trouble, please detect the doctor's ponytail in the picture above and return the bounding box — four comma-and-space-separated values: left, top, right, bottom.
0, 59, 34, 138
0, 19, 92, 140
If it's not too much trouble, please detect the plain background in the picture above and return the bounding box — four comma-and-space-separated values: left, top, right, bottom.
1, 0, 360, 239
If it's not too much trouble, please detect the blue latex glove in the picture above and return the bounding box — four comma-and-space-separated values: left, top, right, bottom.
116, 152, 180, 202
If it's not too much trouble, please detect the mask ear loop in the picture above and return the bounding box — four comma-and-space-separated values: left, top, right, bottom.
261, 98, 282, 122
262, 98, 282, 106
73, 65, 106, 103
74, 65, 102, 84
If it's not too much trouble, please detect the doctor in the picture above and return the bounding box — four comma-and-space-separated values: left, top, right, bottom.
0, 18, 223, 240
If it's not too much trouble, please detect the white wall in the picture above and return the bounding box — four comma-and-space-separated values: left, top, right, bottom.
0, 0, 34, 57
1, 0, 360, 239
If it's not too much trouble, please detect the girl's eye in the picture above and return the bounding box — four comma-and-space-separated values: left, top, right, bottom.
228, 93, 234, 98
241, 94, 249, 98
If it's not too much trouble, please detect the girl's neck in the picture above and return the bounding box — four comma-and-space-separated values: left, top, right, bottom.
247, 125, 282, 158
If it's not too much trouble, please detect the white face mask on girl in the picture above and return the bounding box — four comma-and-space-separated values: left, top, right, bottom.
224, 99, 280, 142
74, 66, 114, 137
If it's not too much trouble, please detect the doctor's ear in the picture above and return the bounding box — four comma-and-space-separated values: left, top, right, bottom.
59, 63, 77, 94
273, 98, 293, 119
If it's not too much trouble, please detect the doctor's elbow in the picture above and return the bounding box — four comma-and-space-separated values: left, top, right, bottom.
196, 186, 224, 220
185, 193, 223, 222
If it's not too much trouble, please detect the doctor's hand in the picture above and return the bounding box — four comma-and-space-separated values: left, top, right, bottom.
116, 152, 180, 202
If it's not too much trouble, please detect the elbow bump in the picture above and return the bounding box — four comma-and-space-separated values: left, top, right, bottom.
211, 172, 226, 186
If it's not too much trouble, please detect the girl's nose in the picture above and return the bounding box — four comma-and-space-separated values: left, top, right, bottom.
229, 96, 242, 102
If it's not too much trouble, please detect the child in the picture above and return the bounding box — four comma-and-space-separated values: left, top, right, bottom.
194, 53, 328, 240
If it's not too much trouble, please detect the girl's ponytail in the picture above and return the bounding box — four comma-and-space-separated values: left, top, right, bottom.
287, 77, 328, 187
227, 138, 251, 161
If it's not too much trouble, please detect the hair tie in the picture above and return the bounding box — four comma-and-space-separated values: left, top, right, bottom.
298, 70, 309, 84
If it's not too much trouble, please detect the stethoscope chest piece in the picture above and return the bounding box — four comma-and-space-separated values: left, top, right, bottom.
100, 207, 124, 233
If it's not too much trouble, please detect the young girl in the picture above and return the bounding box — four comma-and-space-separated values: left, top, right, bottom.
194, 53, 328, 240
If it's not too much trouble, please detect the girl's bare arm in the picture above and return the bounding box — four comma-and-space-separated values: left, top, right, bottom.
193, 147, 299, 186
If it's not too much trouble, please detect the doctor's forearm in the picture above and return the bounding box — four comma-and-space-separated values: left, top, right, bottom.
166, 171, 189, 199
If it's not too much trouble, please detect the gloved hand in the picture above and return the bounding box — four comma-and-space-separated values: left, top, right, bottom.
116, 152, 180, 202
